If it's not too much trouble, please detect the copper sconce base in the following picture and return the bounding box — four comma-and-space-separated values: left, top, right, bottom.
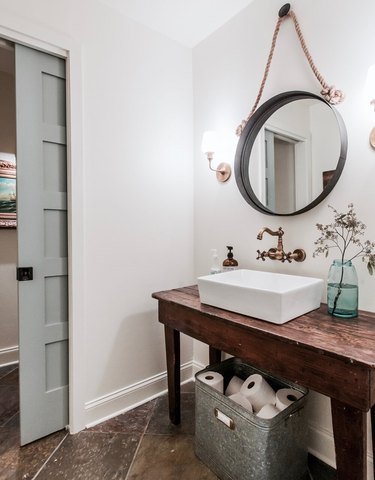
215, 162, 232, 182
370, 127, 375, 149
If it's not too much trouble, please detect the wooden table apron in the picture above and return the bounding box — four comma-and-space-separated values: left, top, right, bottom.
152, 286, 375, 480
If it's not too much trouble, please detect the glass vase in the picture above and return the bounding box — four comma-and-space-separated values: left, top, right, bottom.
327, 259, 358, 318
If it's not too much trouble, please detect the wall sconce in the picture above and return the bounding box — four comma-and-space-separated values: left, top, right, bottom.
201, 131, 231, 182
364, 64, 375, 148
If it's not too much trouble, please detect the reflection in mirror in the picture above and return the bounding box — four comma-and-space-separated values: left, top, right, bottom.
249, 99, 341, 214
235, 92, 347, 216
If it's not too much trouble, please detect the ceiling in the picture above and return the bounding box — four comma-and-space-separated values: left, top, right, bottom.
98, 0, 254, 47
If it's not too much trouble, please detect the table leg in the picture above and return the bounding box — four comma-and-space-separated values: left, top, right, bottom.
209, 346, 222, 365
371, 405, 375, 479
164, 325, 180, 425
331, 398, 367, 480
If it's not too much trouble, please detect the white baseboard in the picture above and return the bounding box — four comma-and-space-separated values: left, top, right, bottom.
192, 359, 206, 376
308, 421, 374, 479
85, 361, 195, 428
0, 346, 19, 367
308, 422, 337, 468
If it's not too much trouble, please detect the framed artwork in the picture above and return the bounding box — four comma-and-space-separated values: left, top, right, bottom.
0, 159, 16, 228
322, 170, 335, 189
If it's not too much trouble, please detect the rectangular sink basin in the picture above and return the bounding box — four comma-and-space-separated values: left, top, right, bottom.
197, 269, 324, 324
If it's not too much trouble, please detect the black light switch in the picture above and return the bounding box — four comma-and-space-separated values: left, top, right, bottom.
17, 267, 34, 281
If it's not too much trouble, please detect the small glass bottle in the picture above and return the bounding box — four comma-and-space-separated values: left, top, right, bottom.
210, 249, 221, 274
222, 246, 238, 271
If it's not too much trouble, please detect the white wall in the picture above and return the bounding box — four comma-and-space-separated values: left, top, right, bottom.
0, 0, 194, 429
79, 1, 195, 411
193, 0, 374, 474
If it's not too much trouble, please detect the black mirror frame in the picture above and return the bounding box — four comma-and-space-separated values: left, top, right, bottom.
234, 91, 348, 216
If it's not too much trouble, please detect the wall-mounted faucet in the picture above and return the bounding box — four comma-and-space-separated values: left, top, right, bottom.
256, 227, 306, 263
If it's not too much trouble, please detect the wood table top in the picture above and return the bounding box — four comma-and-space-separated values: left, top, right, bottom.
153, 285, 375, 369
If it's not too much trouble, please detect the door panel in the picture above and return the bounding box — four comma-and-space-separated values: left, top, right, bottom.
15, 44, 68, 445
264, 129, 275, 210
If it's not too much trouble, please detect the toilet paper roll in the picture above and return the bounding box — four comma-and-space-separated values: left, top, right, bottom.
225, 375, 245, 396
228, 392, 253, 412
197, 371, 224, 393
275, 388, 303, 411
240, 374, 276, 412
256, 403, 280, 419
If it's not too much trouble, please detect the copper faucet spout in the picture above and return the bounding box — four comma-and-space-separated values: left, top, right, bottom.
257, 227, 284, 240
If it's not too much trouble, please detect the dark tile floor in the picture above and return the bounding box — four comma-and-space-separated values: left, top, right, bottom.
0, 365, 336, 479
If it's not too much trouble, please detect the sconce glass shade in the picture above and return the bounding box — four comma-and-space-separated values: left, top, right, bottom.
201, 131, 218, 153
201, 130, 231, 182
364, 65, 375, 104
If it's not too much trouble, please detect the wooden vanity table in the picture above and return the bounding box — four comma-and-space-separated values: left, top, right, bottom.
152, 285, 375, 480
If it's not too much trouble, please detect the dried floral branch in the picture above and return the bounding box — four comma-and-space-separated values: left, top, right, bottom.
313, 204, 375, 275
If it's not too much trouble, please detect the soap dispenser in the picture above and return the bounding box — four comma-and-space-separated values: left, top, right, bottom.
222, 246, 238, 271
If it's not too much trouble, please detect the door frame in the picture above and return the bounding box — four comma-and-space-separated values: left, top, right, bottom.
0, 17, 85, 433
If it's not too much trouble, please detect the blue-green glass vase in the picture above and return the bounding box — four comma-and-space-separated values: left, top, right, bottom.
327, 259, 358, 318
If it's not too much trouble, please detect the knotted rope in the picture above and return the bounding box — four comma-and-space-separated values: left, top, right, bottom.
236, 7, 345, 136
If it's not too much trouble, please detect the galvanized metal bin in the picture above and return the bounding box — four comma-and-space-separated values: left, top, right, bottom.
195, 358, 309, 480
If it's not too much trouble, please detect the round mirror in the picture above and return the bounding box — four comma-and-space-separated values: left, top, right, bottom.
234, 91, 347, 216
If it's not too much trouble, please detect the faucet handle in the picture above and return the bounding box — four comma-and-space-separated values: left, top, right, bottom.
256, 249, 266, 261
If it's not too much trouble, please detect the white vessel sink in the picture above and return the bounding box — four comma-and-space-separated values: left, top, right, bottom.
197, 269, 324, 324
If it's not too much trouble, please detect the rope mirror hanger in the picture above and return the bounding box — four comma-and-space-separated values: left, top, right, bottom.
236, 3, 345, 136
